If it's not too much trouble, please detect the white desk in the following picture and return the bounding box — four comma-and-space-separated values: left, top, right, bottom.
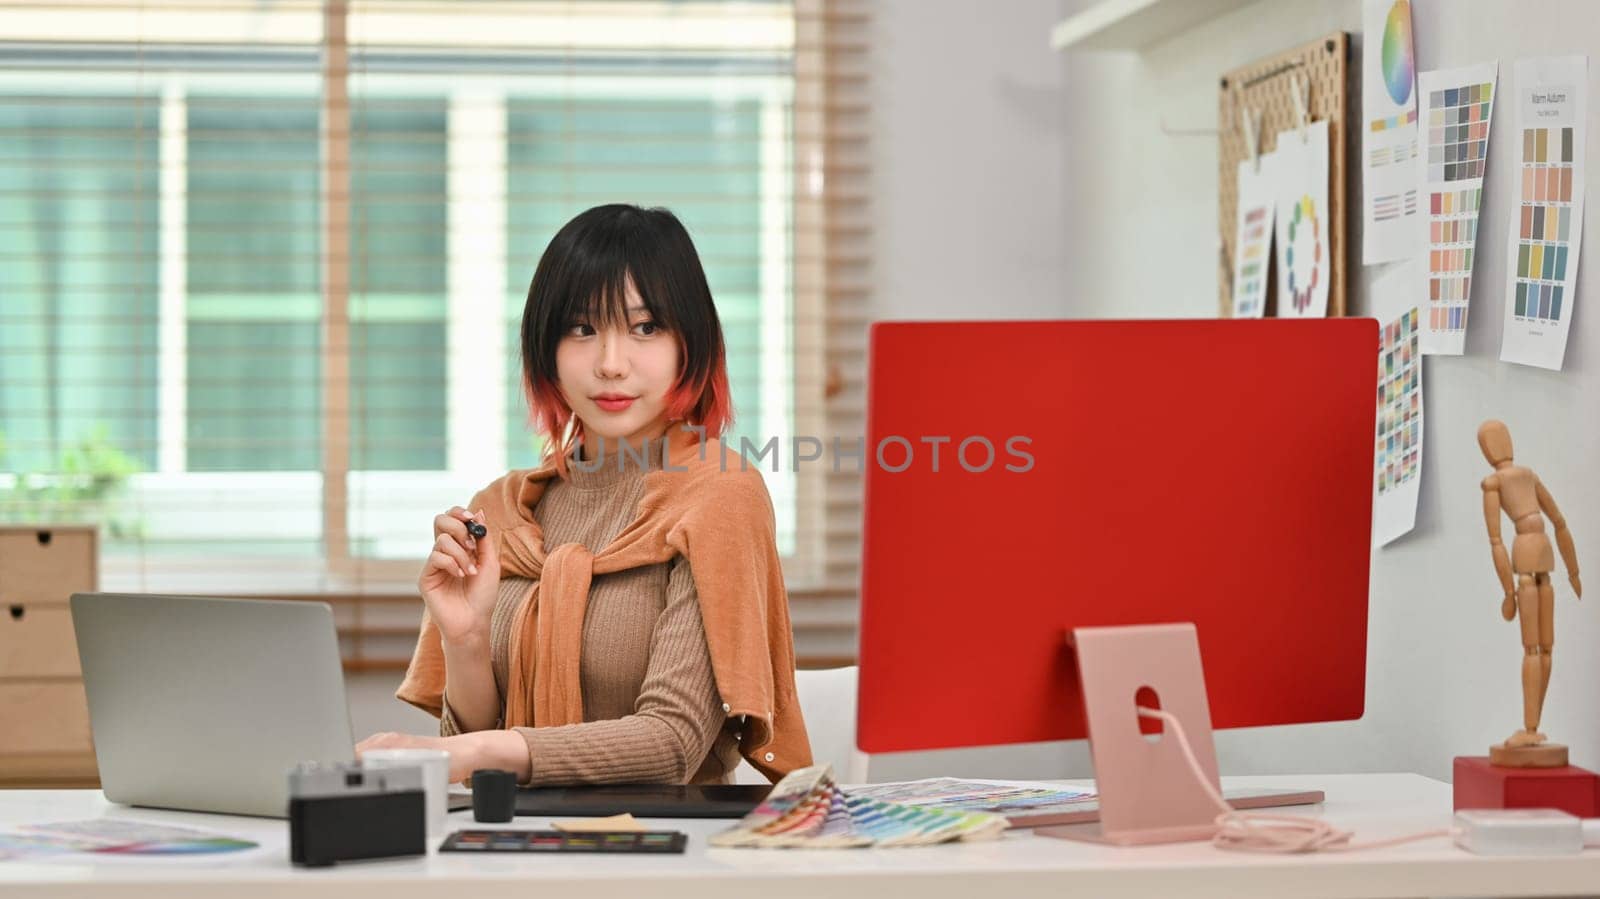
2, 774, 1596, 898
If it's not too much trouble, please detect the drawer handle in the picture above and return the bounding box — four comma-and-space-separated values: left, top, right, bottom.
36, 530, 53, 546
7, 605, 21, 621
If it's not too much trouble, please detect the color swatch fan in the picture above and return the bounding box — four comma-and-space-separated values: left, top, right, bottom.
711, 766, 1007, 849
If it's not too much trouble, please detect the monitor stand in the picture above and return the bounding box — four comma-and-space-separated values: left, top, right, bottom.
1040, 623, 1224, 846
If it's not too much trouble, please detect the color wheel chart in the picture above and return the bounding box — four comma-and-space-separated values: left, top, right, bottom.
1500, 55, 1588, 371
1362, 0, 1420, 263
1286, 196, 1322, 314
1273, 119, 1330, 320
1512, 126, 1573, 322
1380, 3, 1414, 108
1376, 308, 1420, 498
1416, 63, 1497, 355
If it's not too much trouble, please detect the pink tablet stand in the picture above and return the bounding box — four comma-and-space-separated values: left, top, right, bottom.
1041, 623, 1222, 845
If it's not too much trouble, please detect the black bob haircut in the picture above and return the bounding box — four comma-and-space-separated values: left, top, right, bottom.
519, 204, 733, 449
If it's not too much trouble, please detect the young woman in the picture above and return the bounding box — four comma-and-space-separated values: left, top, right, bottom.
359, 204, 811, 785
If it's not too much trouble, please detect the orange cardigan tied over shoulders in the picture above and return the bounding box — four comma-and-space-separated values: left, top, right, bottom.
396, 427, 812, 782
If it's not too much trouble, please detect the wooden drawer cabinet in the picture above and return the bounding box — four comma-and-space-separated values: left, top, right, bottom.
0, 682, 94, 754
0, 527, 96, 607
0, 525, 100, 788
0, 605, 82, 678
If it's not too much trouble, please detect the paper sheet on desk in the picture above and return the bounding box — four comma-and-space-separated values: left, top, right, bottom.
551, 814, 647, 833
1, 820, 258, 859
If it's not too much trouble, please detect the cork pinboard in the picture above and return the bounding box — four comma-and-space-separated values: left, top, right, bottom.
1218, 32, 1350, 317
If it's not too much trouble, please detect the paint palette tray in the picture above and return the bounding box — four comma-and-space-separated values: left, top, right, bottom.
439, 829, 687, 854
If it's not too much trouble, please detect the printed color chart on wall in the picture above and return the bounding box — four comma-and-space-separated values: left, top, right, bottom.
1500, 55, 1588, 371
1231, 157, 1275, 318
1416, 62, 1498, 356
1362, 0, 1421, 263
1274, 120, 1331, 319
1377, 311, 1421, 494
1370, 261, 1423, 547
1217, 33, 1349, 318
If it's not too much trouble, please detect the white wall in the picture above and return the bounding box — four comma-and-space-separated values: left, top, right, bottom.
351, 0, 1600, 786
867, 0, 1071, 322
1048, 0, 1600, 783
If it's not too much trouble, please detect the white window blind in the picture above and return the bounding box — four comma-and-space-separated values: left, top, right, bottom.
0, 0, 868, 666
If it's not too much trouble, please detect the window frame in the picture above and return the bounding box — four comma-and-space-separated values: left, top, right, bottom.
0, 6, 829, 597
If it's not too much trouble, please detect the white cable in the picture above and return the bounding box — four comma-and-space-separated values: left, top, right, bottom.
1136, 706, 1452, 853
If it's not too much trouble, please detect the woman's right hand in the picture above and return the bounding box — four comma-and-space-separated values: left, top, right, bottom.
420, 507, 500, 647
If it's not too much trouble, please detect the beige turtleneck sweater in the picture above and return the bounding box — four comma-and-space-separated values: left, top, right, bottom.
438, 447, 742, 785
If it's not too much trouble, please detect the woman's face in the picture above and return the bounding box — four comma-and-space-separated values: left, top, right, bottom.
555, 280, 681, 456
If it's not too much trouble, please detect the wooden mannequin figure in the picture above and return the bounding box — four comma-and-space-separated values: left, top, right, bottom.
1479, 419, 1582, 768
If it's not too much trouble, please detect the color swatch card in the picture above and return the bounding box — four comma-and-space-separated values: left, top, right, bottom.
1274, 119, 1330, 319
1416, 62, 1498, 355
1231, 155, 1276, 318
1362, 0, 1421, 264
1369, 260, 1423, 548
1500, 55, 1588, 371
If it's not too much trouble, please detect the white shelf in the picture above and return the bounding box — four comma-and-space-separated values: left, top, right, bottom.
1050, 0, 1262, 52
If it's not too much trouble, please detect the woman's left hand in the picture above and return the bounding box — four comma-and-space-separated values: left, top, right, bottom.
356, 732, 478, 783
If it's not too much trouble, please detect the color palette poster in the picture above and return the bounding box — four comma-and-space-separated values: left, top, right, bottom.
1415, 62, 1498, 355
1231, 156, 1275, 318
1274, 119, 1330, 319
1370, 260, 1423, 547
1500, 55, 1588, 371
1362, 0, 1421, 264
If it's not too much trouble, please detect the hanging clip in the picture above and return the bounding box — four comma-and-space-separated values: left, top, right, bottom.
1289, 73, 1310, 143
1239, 105, 1262, 172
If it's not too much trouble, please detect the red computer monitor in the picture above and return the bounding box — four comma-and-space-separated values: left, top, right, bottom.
856, 319, 1377, 754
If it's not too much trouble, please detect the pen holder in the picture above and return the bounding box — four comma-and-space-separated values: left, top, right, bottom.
471, 769, 517, 823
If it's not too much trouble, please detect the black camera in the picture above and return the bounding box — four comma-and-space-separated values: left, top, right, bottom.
287, 761, 426, 866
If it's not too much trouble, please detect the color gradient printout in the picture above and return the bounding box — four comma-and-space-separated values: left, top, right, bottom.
1416, 62, 1498, 355
1370, 260, 1423, 547
1500, 55, 1588, 371
1232, 156, 1275, 318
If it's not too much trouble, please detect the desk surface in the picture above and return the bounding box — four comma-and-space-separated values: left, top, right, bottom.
2, 774, 1597, 899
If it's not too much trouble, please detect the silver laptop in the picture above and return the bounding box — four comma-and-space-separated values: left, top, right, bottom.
71, 593, 356, 817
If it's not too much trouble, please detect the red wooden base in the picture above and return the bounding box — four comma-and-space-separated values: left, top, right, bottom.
1453, 756, 1600, 818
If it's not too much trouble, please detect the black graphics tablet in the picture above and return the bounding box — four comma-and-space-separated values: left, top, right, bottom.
447, 784, 771, 819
